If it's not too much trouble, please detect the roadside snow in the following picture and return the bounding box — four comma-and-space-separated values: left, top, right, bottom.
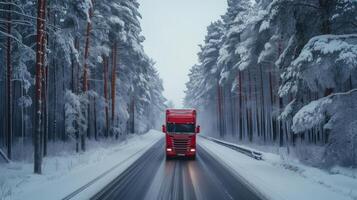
0, 130, 163, 200
199, 138, 357, 200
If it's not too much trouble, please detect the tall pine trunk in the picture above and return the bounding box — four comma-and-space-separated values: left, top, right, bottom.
43, 64, 48, 157
131, 97, 135, 134
103, 55, 109, 137
81, 1, 94, 151
238, 71, 243, 141
268, 71, 274, 140
247, 69, 253, 142
254, 71, 260, 139
6, 0, 12, 160
41, 33, 48, 157
111, 41, 117, 128
217, 80, 223, 137
34, 0, 47, 174
53, 48, 57, 141
259, 65, 266, 142
278, 36, 284, 147
50, 11, 57, 142
74, 37, 79, 152
94, 96, 98, 140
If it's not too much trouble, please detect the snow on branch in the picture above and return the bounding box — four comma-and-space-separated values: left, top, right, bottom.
292, 88, 357, 133
0, 30, 34, 53
65, 90, 89, 138
292, 98, 332, 133
291, 34, 357, 92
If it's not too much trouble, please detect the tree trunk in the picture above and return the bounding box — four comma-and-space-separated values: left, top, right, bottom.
131, 97, 135, 134
51, 11, 57, 142
71, 40, 75, 92
319, 0, 331, 35
81, 1, 94, 151
103, 55, 109, 137
83, 20, 92, 93
217, 80, 223, 137
34, 0, 47, 174
229, 89, 235, 138
43, 65, 48, 157
94, 97, 98, 140
254, 71, 260, 139
259, 65, 266, 142
247, 69, 253, 142
41, 30, 48, 157
238, 71, 243, 141
53, 48, 57, 141
111, 41, 117, 127
278, 37, 284, 147
62, 58, 66, 142
74, 37, 79, 93
6, 0, 12, 160
74, 37, 79, 151
319, 0, 334, 98
269, 71, 275, 140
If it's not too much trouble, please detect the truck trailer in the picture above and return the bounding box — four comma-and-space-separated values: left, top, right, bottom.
162, 109, 200, 160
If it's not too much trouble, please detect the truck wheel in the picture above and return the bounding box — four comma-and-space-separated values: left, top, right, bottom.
190, 155, 196, 160
166, 155, 171, 160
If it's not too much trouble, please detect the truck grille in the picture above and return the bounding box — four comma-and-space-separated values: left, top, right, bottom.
173, 139, 189, 154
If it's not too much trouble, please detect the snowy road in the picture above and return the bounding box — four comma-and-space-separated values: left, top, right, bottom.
91, 139, 263, 200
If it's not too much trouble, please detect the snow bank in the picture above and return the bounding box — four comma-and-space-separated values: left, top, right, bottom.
0, 130, 163, 200
199, 138, 357, 200
200, 135, 263, 160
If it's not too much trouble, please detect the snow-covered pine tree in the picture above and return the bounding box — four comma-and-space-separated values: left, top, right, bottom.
185, 20, 224, 136
185, 0, 357, 167
0, 0, 166, 172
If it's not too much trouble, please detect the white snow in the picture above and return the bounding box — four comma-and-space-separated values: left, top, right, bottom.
199, 138, 357, 200
109, 16, 125, 27
259, 20, 270, 33
0, 130, 163, 200
290, 34, 357, 91
292, 98, 332, 133
279, 99, 295, 120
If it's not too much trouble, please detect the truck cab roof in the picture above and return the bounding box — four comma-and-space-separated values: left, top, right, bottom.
166, 109, 196, 124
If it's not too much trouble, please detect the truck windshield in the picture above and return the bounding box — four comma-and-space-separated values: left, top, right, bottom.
167, 123, 195, 133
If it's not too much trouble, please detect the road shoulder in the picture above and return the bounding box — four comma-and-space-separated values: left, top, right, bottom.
199, 138, 355, 200
0, 130, 163, 200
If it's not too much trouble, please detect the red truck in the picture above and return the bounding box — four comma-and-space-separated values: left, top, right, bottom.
162, 109, 200, 160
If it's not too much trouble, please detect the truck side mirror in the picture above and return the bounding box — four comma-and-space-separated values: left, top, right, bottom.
162, 125, 167, 133
196, 125, 200, 134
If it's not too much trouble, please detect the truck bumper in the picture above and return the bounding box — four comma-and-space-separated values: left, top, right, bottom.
166, 151, 196, 159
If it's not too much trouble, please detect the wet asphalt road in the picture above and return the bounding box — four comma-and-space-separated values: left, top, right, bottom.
91, 139, 263, 200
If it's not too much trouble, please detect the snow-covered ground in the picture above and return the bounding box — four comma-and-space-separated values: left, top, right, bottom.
0, 130, 163, 200
199, 137, 357, 200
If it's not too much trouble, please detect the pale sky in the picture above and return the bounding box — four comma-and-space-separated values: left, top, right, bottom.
139, 0, 227, 108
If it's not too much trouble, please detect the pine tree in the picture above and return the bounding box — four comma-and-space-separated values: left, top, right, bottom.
34, 0, 47, 174
185, 0, 357, 166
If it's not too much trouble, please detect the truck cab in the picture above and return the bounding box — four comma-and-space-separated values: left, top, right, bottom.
162, 109, 200, 160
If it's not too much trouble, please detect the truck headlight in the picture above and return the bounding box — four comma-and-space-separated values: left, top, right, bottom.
166, 148, 172, 152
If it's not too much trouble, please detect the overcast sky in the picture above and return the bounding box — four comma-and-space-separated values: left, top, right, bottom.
139, 0, 227, 108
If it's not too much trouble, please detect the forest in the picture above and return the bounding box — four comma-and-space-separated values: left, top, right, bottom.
0, 0, 166, 173
185, 0, 357, 167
